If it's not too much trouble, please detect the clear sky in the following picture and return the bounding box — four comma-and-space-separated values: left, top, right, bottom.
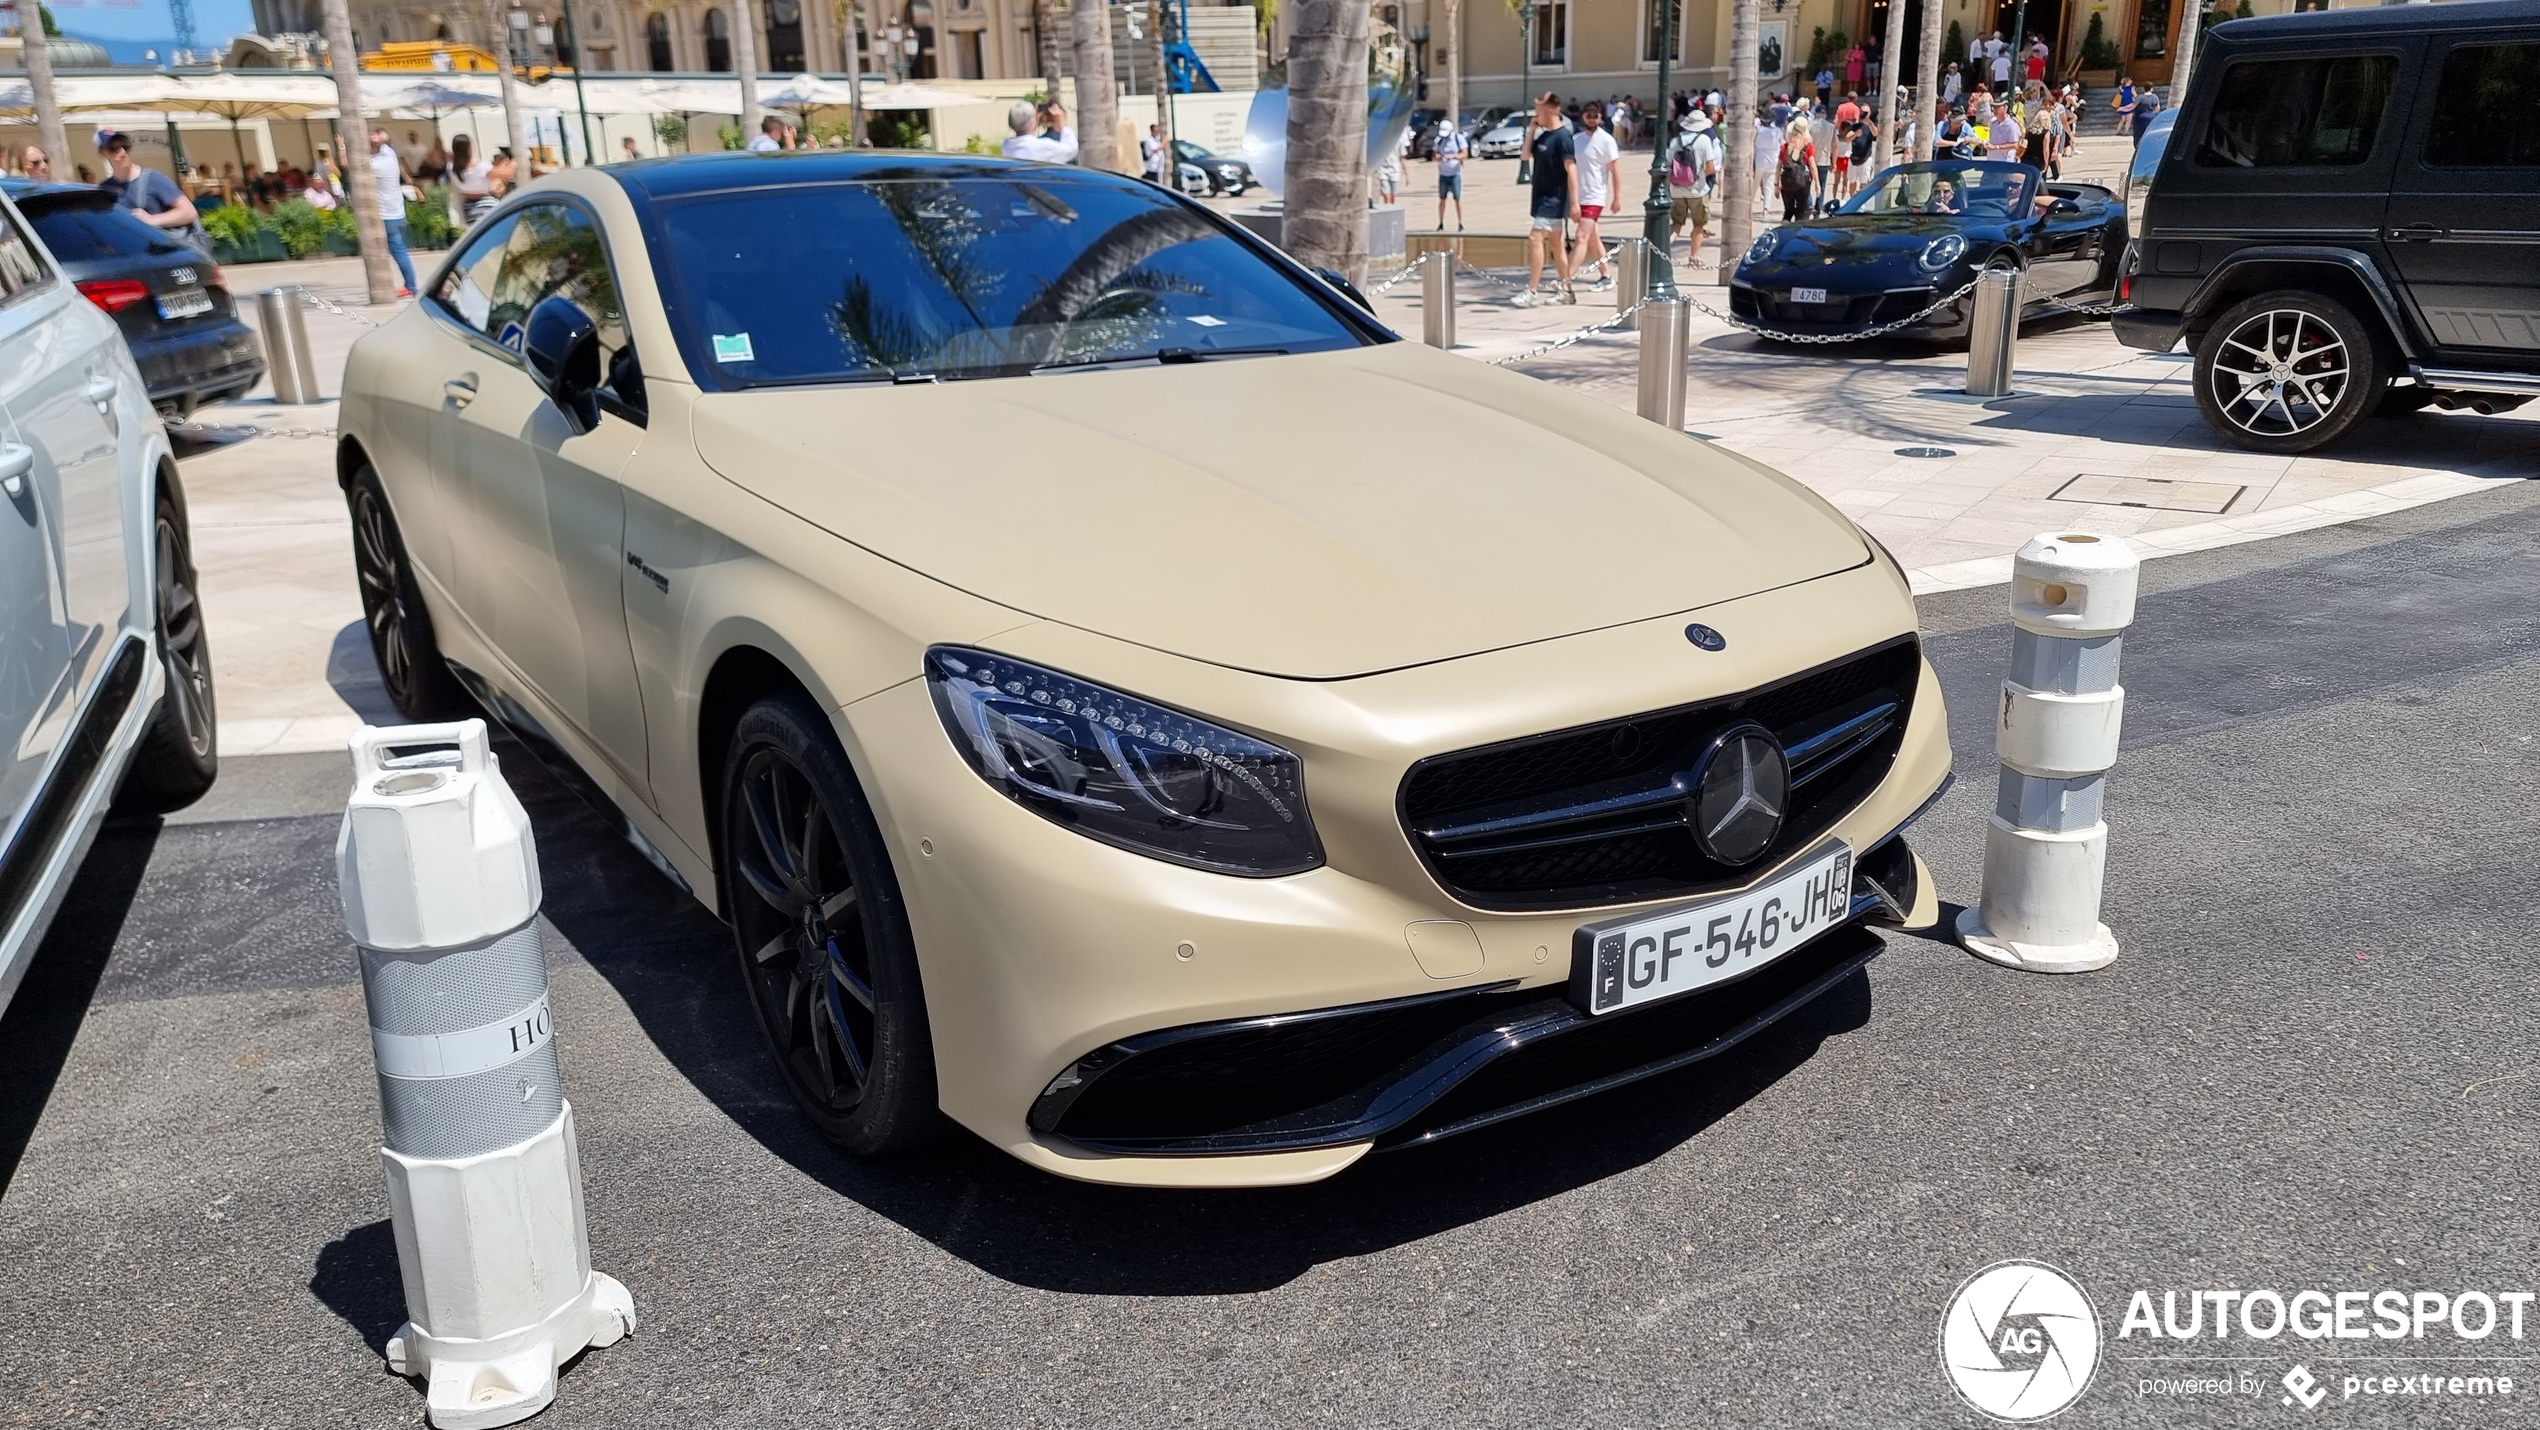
41, 0, 257, 44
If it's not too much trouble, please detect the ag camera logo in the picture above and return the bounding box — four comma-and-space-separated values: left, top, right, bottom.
1940, 1260, 2104, 1421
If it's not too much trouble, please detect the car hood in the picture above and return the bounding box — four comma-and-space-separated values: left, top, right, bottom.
1750, 214, 1970, 269
690, 343, 1867, 680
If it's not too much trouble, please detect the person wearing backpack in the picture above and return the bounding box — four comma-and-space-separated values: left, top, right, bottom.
1779, 118, 1816, 223
1668, 110, 1723, 266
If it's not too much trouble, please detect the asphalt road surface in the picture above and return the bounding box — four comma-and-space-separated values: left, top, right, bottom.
5, 480, 2537, 1429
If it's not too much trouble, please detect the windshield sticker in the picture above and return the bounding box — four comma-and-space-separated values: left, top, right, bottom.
1186, 315, 1227, 327
712, 332, 756, 363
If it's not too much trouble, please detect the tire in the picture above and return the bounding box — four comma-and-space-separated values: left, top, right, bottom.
115, 486, 218, 813
346, 463, 468, 721
719, 691, 940, 1156
2193, 290, 2383, 454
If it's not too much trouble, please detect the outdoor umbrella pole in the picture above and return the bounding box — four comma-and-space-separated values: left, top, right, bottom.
559, 0, 595, 163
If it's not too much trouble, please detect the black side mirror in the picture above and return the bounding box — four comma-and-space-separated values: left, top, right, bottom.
2048, 197, 2082, 215
1310, 266, 1375, 314
524, 293, 602, 433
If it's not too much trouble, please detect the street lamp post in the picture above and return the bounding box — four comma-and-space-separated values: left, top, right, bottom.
1516, 0, 1533, 184
1638, 0, 1679, 299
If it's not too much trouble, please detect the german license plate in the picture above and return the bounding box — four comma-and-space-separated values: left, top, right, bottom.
157, 287, 213, 320
1790, 286, 1830, 305
1573, 842, 1854, 1016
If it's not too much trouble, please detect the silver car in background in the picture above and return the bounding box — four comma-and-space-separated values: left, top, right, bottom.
0, 185, 219, 1013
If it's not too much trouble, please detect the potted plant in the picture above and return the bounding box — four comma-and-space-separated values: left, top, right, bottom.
2078, 10, 2121, 86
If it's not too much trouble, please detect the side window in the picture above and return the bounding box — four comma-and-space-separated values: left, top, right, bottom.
0, 202, 54, 303
2193, 54, 2398, 168
431, 203, 641, 410
2425, 43, 2540, 168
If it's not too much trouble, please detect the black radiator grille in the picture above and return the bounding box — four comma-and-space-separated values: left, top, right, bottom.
1398, 638, 1920, 909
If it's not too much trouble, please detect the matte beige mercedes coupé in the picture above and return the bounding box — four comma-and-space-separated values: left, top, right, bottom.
337, 152, 1950, 1188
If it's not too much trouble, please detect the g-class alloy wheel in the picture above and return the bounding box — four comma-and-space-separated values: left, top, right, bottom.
2194, 291, 2383, 454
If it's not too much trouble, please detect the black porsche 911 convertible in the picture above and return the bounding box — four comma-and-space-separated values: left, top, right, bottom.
1729, 160, 2126, 342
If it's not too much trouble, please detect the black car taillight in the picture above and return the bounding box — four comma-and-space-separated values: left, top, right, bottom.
76, 278, 150, 313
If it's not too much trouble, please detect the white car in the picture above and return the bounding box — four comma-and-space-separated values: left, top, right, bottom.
0, 185, 218, 1013
1476, 119, 1529, 159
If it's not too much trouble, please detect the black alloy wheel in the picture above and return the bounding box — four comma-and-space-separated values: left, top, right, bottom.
721, 693, 939, 1155
347, 465, 465, 720
115, 487, 219, 812
2193, 290, 2382, 454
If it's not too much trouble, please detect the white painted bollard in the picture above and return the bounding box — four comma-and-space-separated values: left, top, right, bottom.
1956, 533, 2138, 974
339, 720, 635, 1429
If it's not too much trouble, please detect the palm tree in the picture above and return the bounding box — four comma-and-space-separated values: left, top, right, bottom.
322, 0, 402, 304
1281, 0, 1370, 282
1915, 0, 1943, 159
1033, 0, 1065, 102
733, 0, 764, 137
1442, 0, 1462, 135
19, 4, 65, 180
1717, 0, 1758, 286
486, 0, 532, 166
1070, 0, 1121, 172
1876, 0, 1905, 175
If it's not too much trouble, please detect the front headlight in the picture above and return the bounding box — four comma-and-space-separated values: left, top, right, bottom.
1744, 231, 1778, 265
925, 647, 1323, 877
1919, 234, 1967, 271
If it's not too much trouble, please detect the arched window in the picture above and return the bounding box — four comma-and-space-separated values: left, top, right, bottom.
765, 0, 805, 71
703, 7, 731, 71
647, 10, 673, 69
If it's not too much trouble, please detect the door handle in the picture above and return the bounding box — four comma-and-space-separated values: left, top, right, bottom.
444, 375, 478, 408
2387, 224, 2444, 242
0, 441, 29, 499
82, 374, 117, 409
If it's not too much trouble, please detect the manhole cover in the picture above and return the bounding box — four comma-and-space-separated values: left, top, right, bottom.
2050, 473, 2246, 514
1895, 446, 1957, 459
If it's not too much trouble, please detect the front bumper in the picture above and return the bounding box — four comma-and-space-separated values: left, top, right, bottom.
849, 558, 1952, 1188
1729, 279, 1970, 340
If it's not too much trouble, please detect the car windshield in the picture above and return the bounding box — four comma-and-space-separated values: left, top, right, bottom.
1841, 162, 2039, 218
651, 173, 1369, 385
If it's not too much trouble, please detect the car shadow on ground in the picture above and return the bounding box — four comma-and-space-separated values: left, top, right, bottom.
495, 733, 1877, 1298
0, 814, 161, 1198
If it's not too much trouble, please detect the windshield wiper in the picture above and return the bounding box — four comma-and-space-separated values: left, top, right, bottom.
1031, 345, 1290, 375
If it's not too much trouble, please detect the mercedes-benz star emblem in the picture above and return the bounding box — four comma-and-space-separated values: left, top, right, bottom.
1685, 623, 1726, 651
1684, 724, 1787, 865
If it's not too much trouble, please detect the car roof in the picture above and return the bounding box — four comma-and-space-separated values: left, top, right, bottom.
608, 149, 1133, 202
0, 178, 107, 203
2210, 0, 2538, 40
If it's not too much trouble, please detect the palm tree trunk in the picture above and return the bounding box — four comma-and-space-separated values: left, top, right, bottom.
1034, 0, 1065, 98
841, 0, 867, 145
1717, 0, 1756, 286
323, 0, 403, 304
1149, 0, 1175, 166
1876, 0, 1904, 173
20, 14, 66, 178
2170, 0, 2203, 104
1443, 0, 1461, 129
1914, 0, 1942, 160
487, 0, 533, 163
734, 0, 763, 136
1069, 0, 1120, 171
1281, 0, 1369, 282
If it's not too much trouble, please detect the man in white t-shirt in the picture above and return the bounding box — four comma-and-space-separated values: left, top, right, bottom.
1140, 123, 1165, 183
366, 127, 417, 296
1001, 101, 1079, 162
1567, 99, 1623, 289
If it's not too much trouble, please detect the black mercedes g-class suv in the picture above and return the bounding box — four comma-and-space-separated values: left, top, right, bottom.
2116, 0, 2540, 453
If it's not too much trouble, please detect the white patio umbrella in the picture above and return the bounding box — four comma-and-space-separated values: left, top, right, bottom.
859, 81, 979, 110
63, 73, 340, 177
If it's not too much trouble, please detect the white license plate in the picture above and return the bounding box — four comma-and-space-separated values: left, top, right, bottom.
157, 287, 213, 320
1574, 842, 1854, 1015
1789, 286, 1830, 305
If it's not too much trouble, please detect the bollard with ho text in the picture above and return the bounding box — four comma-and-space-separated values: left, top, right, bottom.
338, 720, 635, 1428
1957, 532, 2138, 973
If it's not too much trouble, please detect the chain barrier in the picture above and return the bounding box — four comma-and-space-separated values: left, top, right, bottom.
1363, 261, 1422, 296
296, 289, 387, 328
1674, 277, 1989, 345
1488, 299, 1650, 366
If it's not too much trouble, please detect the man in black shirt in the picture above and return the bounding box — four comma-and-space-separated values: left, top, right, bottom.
1517, 93, 1577, 306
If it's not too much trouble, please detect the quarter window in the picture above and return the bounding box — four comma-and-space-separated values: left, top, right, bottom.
2193, 54, 2396, 168
2424, 42, 2540, 168
0, 202, 52, 301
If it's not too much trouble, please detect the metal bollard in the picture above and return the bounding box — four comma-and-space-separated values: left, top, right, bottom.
339, 720, 635, 1428
1963, 268, 2021, 398
256, 287, 324, 404
1957, 533, 2139, 974
1420, 249, 1456, 350
1635, 295, 1689, 430
1615, 239, 1646, 332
